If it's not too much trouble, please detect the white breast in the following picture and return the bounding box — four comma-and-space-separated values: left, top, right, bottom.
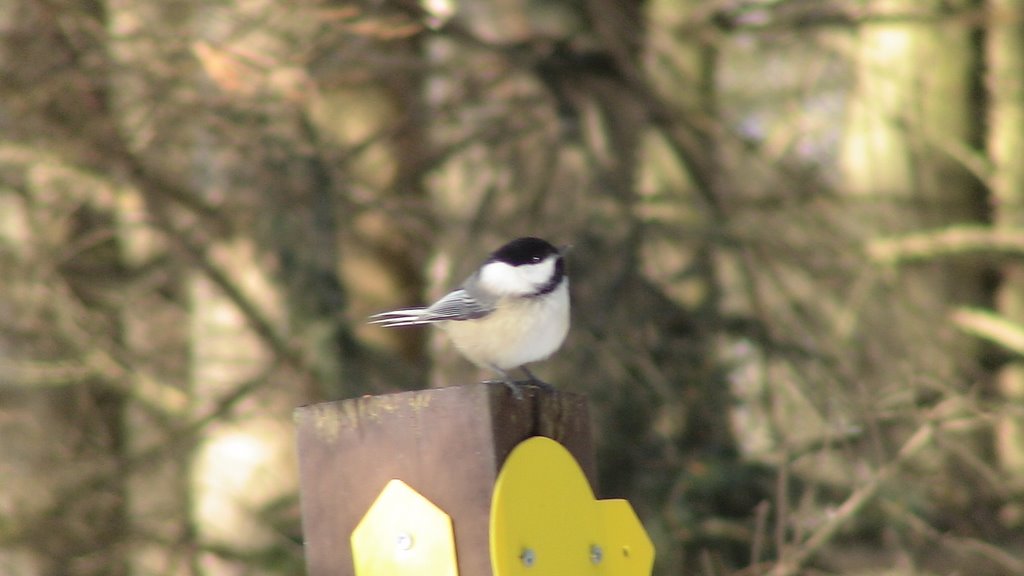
441, 281, 569, 371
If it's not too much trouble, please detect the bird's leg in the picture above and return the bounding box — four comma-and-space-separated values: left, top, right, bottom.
521, 366, 554, 392
485, 367, 524, 400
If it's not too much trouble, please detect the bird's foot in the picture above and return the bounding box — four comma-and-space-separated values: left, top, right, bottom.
484, 368, 530, 400
484, 367, 555, 399
483, 378, 525, 400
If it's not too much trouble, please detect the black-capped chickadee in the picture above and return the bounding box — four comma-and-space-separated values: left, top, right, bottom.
369, 237, 569, 395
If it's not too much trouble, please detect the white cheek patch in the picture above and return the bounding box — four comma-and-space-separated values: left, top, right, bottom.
479, 261, 531, 295
479, 259, 555, 296
517, 259, 556, 289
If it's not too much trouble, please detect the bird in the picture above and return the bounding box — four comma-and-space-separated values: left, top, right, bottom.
369, 237, 569, 396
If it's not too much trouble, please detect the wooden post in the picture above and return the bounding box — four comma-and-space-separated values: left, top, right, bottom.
295, 382, 595, 576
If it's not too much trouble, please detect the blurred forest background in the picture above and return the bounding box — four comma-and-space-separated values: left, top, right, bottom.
2, 0, 1024, 574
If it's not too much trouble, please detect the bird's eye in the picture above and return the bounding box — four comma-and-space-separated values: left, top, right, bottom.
531, 256, 542, 263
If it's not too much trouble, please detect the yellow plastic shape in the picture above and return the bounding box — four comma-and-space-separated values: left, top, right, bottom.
490, 436, 655, 575
351, 479, 458, 576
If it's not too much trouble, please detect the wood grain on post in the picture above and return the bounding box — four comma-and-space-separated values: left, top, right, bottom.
295, 382, 594, 576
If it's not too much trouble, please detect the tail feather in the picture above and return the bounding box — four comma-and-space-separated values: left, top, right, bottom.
368, 308, 434, 327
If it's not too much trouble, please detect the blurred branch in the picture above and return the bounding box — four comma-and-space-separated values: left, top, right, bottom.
881, 499, 1024, 574
922, 125, 994, 184
4, 123, 321, 391
143, 196, 317, 385
952, 307, 1024, 356
0, 359, 96, 388
6, 1, 228, 232
0, 355, 187, 420
706, 0, 983, 33
868, 225, 1024, 263
3, 363, 277, 549
426, 15, 724, 217
773, 420, 936, 576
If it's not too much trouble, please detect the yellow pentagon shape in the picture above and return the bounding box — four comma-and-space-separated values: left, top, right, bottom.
351, 479, 458, 576
490, 436, 654, 576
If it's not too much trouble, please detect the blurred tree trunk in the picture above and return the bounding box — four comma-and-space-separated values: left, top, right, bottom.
105, 2, 202, 573
107, 0, 313, 570
0, 166, 140, 576
313, 1, 435, 395
187, 245, 298, 575
115, 187, 194, 576
987, 0, 1024, 492
636, 4, 738, 573
842, 0, 986, 254
0, 2, 134, 574
643, 0, 733, 453
840, 0, 986, 384
51, 204, 132, 576
183, 2, 315, 572
838, 0, 992, 554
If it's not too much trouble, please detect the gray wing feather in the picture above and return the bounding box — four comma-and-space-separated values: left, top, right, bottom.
423, 288, 492, 320
367, 308, 432, 327
368, 286, 494, 327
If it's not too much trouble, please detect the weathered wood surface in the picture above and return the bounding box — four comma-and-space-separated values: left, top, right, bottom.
295, 382, 594, 576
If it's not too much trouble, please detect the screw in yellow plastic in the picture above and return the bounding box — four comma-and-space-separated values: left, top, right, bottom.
351, 479, 458, 576
490, 436, 655, 575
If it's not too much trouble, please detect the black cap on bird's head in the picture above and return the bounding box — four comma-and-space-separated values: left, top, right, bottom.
482, 237, 566, 297
489, 237, 562, 267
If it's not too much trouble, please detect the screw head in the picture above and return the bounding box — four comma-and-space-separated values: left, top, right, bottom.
590, 544, 603, 564
395, 532, 413, 552
520, 548, 536, 567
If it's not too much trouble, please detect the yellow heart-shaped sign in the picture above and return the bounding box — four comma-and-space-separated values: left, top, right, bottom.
490, 436, 654, 575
